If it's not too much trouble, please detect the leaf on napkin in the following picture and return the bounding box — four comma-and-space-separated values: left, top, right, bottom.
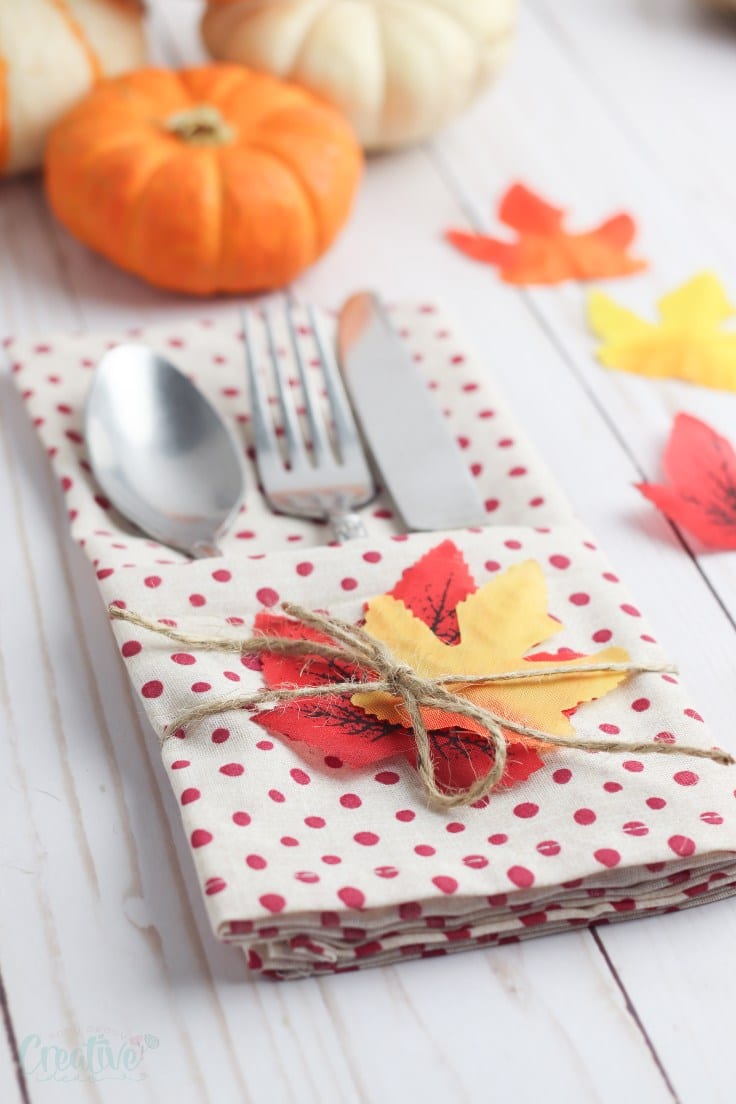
636, 413, 736, 548
445, 183, 646, 285
254, 543, 630, 797
588, 272, 736, 391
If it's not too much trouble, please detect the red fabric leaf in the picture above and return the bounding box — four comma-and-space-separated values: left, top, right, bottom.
499, 183, 565, 235
387, 539, 477, 644
636, 413, 736, 549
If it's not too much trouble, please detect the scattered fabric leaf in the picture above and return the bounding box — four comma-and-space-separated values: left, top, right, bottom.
589, 271, 736, 391
445, 183, 646, 285
637, 413, 736, 548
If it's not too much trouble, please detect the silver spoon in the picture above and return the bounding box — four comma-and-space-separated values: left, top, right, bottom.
85, 344, 245, 558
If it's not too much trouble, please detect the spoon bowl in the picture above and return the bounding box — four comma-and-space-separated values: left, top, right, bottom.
85, 345, 245, 557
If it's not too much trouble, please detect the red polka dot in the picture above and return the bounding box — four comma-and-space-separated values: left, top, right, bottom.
646, 797, 666, 810
121, 641, 141, 658
324, 755, 343, 768
570, 592, 590, 606
354, 831, 379, 846
337, 887, 365, 909
191, 681, 211, 694
623, 760, 644, 773
189, 593, 206, 607
552, 768, 572, 784
668, 835, 696, 858
536, 840, 561, 857
268, 789, 285, 803
257, 740, 274, 751
549, 554, 570, 569
246, 854, 267, 870
485, 498, 500, 513
322, 854, 341, 865
399, 902, 422, 920
603, 781, 622, 793
432, 876, 458, 895
684, 708, 703, 722
632, 698, 650, 712
220, 763, 244, 777
446, 822, 465, 833
592, 629, 612, 643
141, 680, 163, 699
171, 652, 196, 665
594, 849, 621, 868
295, 871, 319, 884
181, 788, 200, 805
212, 569, 231, 582
341, 577, 358, 591
290, 768, 311, 785
621, 604, 641, 617
414, 844, 435, 856
655, 731, 675, 744
507, 866, 535, 888
463, 855, 488, 869
488, 833, 508, 846
296, 562, 313, 577
340, 793, 362, 809
260, 894, 286, 913
574, 808, 596, 825
674, 770, 699, 786
256, 587, 279, 607
191, 829, 213, 848
700, 811, 723, 825
363, 551, 382, 563
514, 802, 539, 819
375, 771, 400, 785
396, 809, 415, 822
232, 811, 251, 826
212, 727, 230, 743
623, 821, 648, 837
599, 723, 620, 735
280, 836, 298, 846
374, 865, 399, 879
171, 760, 190, 770
144, 575, 162, 588
205, 877, 227, 896
305, 816, 325, 828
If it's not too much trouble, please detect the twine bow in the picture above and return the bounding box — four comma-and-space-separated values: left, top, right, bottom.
110, 603, 734, 808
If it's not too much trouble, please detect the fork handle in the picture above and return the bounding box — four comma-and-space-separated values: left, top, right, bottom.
328, 510, 368, 542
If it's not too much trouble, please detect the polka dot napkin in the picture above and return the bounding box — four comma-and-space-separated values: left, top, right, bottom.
9, 304, 736, 980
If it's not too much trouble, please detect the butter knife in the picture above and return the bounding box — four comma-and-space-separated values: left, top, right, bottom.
337, 292, 487, 531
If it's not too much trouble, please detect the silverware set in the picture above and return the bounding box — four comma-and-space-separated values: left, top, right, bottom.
85, 292, 486, 556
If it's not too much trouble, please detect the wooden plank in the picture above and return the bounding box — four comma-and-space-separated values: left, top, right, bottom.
426, 5, 736, 1101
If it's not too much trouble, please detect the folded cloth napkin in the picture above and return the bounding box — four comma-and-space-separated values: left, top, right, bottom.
9, 303, 736, 979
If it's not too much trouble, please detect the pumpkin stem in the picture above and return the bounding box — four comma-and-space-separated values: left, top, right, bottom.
164, 105, 235, 147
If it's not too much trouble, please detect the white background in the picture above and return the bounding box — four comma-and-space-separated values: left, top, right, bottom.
2, 1, 736, 1101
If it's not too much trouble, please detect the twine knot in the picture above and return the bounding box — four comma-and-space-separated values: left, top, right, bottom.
109, 603, 734, 809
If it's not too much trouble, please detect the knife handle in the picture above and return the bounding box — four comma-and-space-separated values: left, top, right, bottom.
328, 510, 368, 543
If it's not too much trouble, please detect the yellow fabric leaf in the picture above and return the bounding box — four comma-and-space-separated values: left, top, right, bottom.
354, 560, 630, 746
588, 272, 736, 392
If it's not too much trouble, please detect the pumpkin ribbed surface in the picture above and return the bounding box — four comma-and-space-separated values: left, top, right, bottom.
0, 0, 146, 175
202, 0, 516, 150
45, 65, 363, 295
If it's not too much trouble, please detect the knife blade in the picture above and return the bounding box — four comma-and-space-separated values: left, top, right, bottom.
337, 292, 487, 531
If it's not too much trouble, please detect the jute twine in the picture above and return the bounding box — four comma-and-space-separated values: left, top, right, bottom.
110, 603, 734, 808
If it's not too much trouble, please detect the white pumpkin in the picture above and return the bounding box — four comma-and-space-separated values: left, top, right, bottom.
0, 0, 147, 176
201, 0, 516, 150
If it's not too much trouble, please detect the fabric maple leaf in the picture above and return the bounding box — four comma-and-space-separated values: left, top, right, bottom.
254, 541, 630, 797
589, 272, 736, 392
637, 413, 736, 549
445, 183, 646, 285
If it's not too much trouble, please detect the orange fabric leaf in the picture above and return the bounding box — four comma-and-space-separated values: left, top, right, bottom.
445, 183, 646, 285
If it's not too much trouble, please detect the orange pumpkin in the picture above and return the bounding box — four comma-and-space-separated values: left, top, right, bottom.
45, 65, 363, 295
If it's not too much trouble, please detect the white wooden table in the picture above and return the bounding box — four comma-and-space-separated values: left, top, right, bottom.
3, 1, 736, 1100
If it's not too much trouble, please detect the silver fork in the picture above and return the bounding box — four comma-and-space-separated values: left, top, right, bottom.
243, 303, 375, 541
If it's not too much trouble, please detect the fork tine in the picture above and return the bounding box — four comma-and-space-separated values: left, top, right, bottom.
242, 307, 279, 462
264, 307, 307, 469
307, 304, 361, 462
285, 305, 330, 467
